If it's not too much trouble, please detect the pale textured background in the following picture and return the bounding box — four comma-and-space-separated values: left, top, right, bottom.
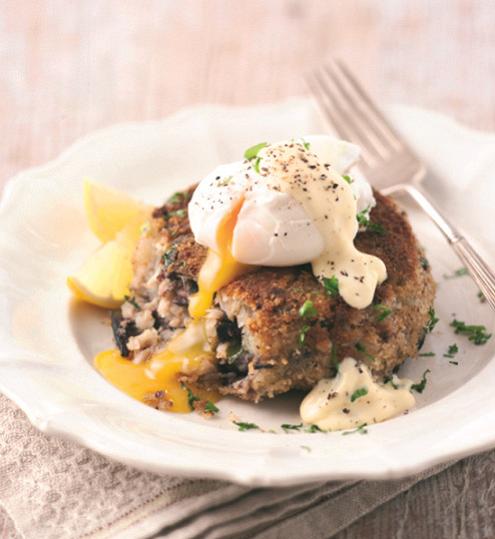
1, 0, 495, 537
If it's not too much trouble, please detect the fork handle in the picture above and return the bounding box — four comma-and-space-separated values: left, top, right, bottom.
385, 183, 495, 312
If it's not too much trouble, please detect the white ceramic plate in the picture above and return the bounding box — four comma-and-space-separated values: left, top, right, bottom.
1, 99, 494, 486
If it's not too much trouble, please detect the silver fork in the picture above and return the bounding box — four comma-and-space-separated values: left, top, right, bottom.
307, 60, 495, 312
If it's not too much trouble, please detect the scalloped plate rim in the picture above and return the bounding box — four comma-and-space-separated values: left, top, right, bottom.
0, 98, 494, 486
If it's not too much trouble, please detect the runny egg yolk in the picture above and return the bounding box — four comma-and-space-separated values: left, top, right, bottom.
95, 200, 253, 412
188, 197, 253, 319
94, 321, 219, 413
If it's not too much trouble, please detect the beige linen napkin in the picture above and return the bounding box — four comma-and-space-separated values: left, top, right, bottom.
0, 394, 451, 539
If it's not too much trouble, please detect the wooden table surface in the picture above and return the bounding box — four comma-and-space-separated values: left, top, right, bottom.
1, 1, 495, 537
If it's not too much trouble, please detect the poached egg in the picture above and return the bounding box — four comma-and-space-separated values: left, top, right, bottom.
96, 135, 389, 421
189, 135, 374, 267
188, 135, 385, 318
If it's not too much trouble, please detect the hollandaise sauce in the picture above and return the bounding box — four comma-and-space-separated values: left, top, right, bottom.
259, 141, 387, 309
300, 357, 415, 430
94, 321, 219, 413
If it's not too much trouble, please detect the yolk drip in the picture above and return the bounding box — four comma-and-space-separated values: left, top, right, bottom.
94, 321, 219, 413
188, 198, 253, 319
95, 200, 254, 412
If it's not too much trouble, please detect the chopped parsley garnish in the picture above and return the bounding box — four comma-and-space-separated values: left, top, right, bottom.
233, 421, 259, 432
384, 376, 399, 389
167, 192, 184, 204
204, 401, 220, 415
356, 207, 385, 235
350, 387, 368, 402
443, 267, 468, 279
342, 174, 353, 184
168, 208, 186, 218
420, 257, 430, 270
450, 319, 491, 345
322, 276, 339, 297
355, 342, 374, 361
299, 300, 318, 346
299, 324, 310, 345
425, 307, 439, 333
281, 423, 303, 432
449, 361, 458, 366
299, 300, 318, 318
374, 303, 392, 321
342, 423, 368, 436
254, 156, 262, 174
478, 291, 486, 303
244, 142, 268, 161
181, 385, 219, 417
410, 369, 431, 394
306, 424, 324, 433
443, 343, 459, 358
368, 222, 386, 235
302, 140, 311, 151
417, 328, 427, 350
418, 352, 435, 357
124, 295, 141, 310
162, 245, 177, 267
181, 383, 200, 410
356, 207, 370, 227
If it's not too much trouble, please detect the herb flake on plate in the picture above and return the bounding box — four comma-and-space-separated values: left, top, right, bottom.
443, 267, 468, 279
443, 343, 459, 358
204, 401, 220, 415
450, 319, 492, 345
411, 369, 431, 394
425, 307, 439, 333
281, 423, 303, 432
306, 424, 324, 433
181, 383, 200, 410
233, 421, 259, 432
342, 423, 368, 436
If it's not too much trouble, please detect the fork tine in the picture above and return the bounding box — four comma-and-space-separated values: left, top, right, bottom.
323, 62, 394, 159
326, 62, 401, 154
335, 60, 406, 152
307, 71, 379, 167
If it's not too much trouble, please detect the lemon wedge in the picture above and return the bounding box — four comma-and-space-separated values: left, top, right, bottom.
67, 221, 139, 309
68, 179, 152, 309
83, 178, 151, 242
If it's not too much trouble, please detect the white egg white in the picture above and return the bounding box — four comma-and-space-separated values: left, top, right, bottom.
188, 135, 375, 266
